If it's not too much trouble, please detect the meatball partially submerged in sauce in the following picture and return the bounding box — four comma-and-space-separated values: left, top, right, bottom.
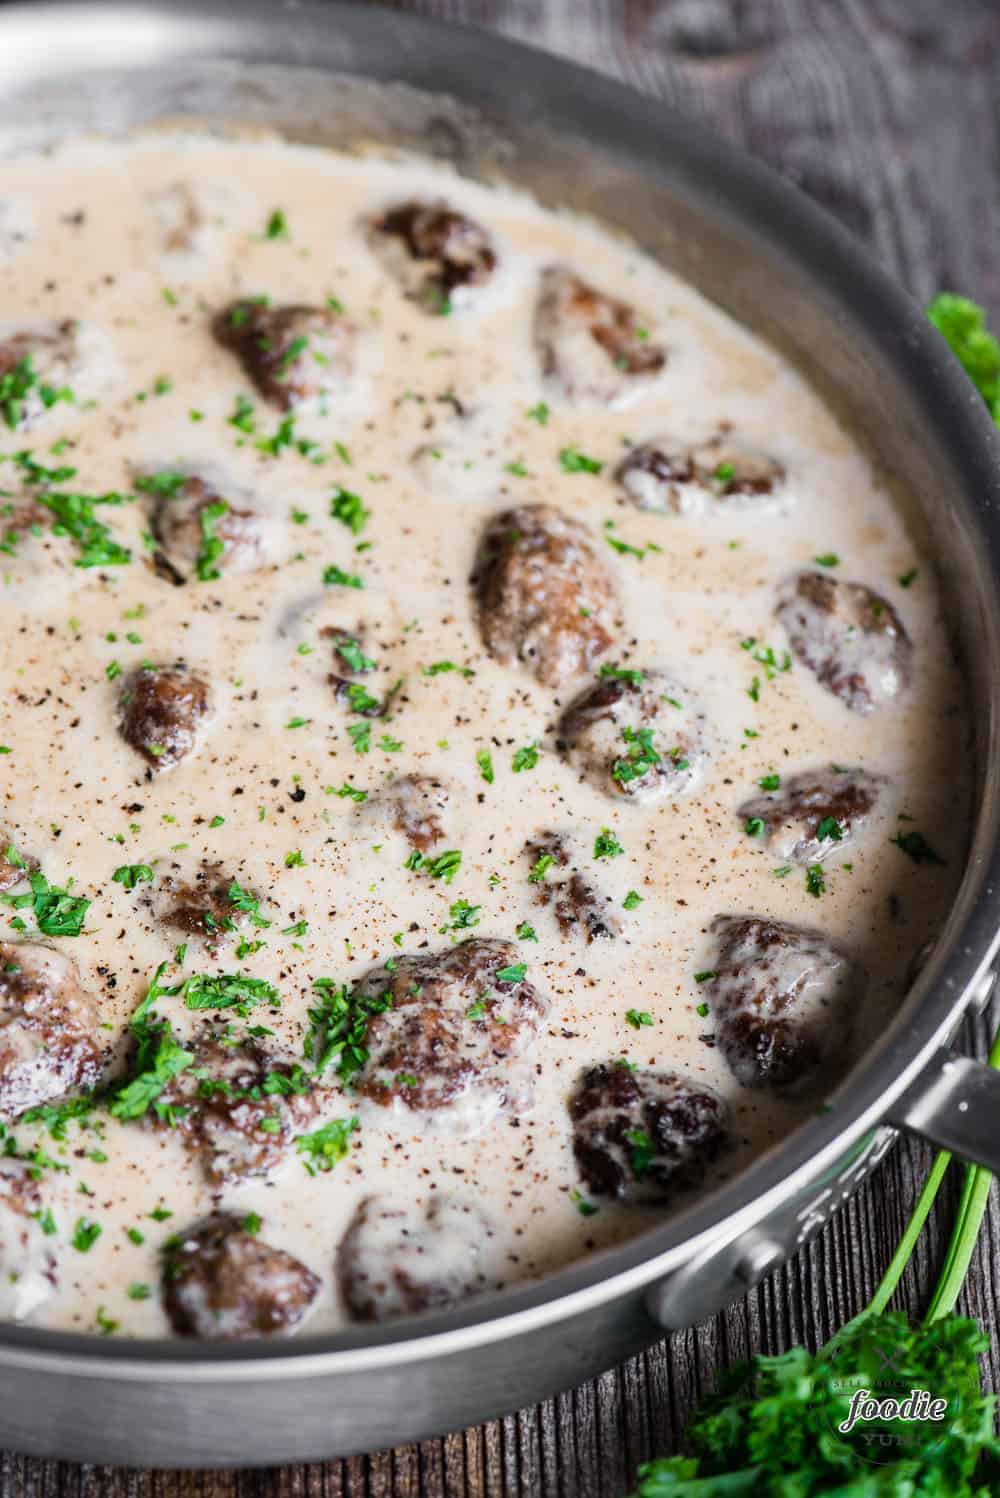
0, 1161, 59, 1321
361, 773, 451, 852
570, 1063, 729, 1204
0, 320, 82, 431
140, 468, 273, 582
351, 939, 548, 1130
213, 299, 358, 411
150, 1033, 321, 1186
524, 832, 621, 944
163, 1213, 320, 1340
534, 265, 665, 406
337, 1193, 500, 1323
738, 765, 885, 865
473, 503, 619, 688
154, 862, 267, 954
776, 571, 911, 714
617, 429, 786, 515
706, 915, 864, 1092
117, 662, 212, 772
0, 941, 102, 1120
367, 200, 497, 314
558, 667, 705, 802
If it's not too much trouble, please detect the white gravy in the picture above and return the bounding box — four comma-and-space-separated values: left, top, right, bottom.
0, 134, 970, 1338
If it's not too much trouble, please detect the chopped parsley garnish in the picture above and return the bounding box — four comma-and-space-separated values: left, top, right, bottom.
758, 773, 781, 791
126, 1227, 145, 1246
612, 725, 661, 787
693, 970, 715, 983
112, 864, 154, 891
194, 499, 227, 581
815, 816, 844, 843
512, 741, 541, 773
95, 1307, 118, 1336
570, 1189, 599, 1218
713, 461, 735, 482
623, 890, 643, 910
333, 635, 376, 673
528, 853, 554, 883
740, 636, 792, 686
625, 1009, 653, 1029
127, 1283, 152, 1301
0, 353, 74, 431
348, 721, 371, 754
72, 1217, 102, 1253
179, 973, 279, 1016
286, 715, 311, 729
626, 1127, 654, 1179
329, 485, 369, 535
329, 781, 367, 802
805, 863, 826, 898
262, 209, 289, 240
599, 662, 644, 686
225, 879, 271, 930
899, 567, 919, 588
404, 849, 463, 883
476, 749, 495, 784
34, 1208, 58, 1236
516, 921, 538, 941
284, 850, 305, 868
306, 980, 391, 1079
322, 564, 364, 589
526, 402, 550, 425
496, 962, 527, 984
423, 660, 474, 679
442, 899, 481, 932
4, 869, 90, 937
744, 817, 766, 838
593, 828, 624, 860
295, 1116, 359, 1175
814, 553, 840, 568
559, 446, 603, 475
229, 393, 256, 433
891, 830, 945, 865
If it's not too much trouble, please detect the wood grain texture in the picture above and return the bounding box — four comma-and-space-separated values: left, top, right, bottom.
6, 1, 1000, 1493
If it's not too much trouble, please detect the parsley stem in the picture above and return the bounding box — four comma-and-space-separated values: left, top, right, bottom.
862, 1020, 1000, 1323
924, 1022, 1000, 1324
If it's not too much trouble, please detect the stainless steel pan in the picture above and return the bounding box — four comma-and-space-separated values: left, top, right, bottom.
2, 0, 1000, 1467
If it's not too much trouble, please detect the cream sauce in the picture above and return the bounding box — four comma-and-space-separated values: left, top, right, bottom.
0, 134, 970, 1338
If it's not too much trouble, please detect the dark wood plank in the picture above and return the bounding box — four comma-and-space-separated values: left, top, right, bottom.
5, 2, 1000, 1494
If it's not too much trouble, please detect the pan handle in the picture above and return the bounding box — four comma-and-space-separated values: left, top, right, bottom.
888, 1049, 1000, 1171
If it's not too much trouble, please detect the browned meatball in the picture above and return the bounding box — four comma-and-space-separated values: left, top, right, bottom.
706, 915, 864, 1091
154, 862, 266, 953
775, 571, 911, 714
524, 832, 621, 943
569, 1063, 728, 1204
0, 836, 35, 893
213, 300, 358, 411
142, 470, 271, 581
0, 320, 80, 431
368, 200, 497, 314
351, 939, 547, 1129
363, 774, 450, 852
617, 428, 785, 515
151, 1034, 322, 1186
117, 663, 212, 772
163, 1213, 320, 1340
0, 1160, 59, 1321
473, 504, 619, 688
558, 667, 705, 802
737, 766, 884, 865
338, 1193, 500, 1322
534, 266, 665, 406
0, 941, 102, 1120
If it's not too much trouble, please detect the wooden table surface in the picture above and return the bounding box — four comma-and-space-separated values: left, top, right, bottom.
7, 0, 1000, 1493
